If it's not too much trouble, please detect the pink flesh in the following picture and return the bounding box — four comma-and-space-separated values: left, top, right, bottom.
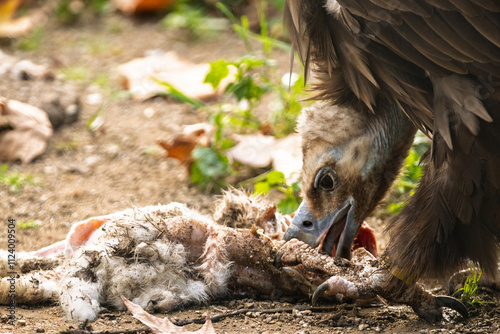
323, 221, 378, 258
353, 222, 378, 257
32, 240, 67, 257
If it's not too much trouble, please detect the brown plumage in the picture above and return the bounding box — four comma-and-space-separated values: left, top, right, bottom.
283, 0, 500, 288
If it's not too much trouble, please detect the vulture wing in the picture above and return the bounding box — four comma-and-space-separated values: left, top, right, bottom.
286, 0, 500, 280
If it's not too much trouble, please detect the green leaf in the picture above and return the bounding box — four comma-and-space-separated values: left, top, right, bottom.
204, 60, 230, 89
190, 146, 232, 190
254, 181, 271, 195
387, 202, 406, 214
226, 76, 266, 101
154, 78, 205, 109
278, 196, 299, 215
267, 171, 285, 186
17, 220, 41, 230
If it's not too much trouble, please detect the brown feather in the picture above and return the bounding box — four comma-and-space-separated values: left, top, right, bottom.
402, 13, 474, 62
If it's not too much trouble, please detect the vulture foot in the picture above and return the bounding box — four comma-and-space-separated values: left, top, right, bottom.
277, 239, 468, 321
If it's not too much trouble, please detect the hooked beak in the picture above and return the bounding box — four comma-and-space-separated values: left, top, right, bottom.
283, 197, 361, 260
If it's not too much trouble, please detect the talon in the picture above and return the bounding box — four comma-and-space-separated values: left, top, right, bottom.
274, 248, 284, 268
282, 267, 313, 288
312, 281, 329, 305
435, 296, 469, 319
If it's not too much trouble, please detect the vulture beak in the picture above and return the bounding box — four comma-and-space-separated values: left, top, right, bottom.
284, 197, 359, 260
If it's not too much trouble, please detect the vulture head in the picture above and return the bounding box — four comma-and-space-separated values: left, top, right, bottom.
284, 101, 416, 259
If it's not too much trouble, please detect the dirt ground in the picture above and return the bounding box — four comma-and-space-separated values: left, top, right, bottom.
1, 8, 499, 334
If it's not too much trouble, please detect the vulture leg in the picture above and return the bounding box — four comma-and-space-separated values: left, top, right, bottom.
276, 239, 468, 321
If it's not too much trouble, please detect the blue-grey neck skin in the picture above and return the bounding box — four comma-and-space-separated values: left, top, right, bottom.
363, 104, 416, 178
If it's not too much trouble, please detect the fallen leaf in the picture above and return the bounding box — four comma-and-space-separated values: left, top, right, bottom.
226, 134, 276, 168
113, 0, 176, 14
270, 133, 302, 184
157, 123, 214, 166
117, 52, 234, 101
0, 2, 51, 38
121, 296, 216, 334
227, 133, 302, 183
0, 0, 20, 23
0, 97, 53, 163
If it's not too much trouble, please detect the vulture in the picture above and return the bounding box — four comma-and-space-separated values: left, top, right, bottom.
283, 0, 500, 295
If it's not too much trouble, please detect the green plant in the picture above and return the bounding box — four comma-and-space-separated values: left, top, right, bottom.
455, 266, 484, 306
0, 164, 39, 193
14, 26, 44, 52
17, 220, 41, 230
53, 136, 79, 151
252, 171, 301, 214
161, 4, 229, 40
156, 1, 306, 209
190, 146, 234, 191
87, 106, 104, 132
55, 0, 109, 24
58, 65, 91, 82
385, 131, 429, 214
154, 79, 205, 109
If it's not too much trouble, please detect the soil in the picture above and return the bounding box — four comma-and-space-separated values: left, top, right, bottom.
1, 8, 499, 334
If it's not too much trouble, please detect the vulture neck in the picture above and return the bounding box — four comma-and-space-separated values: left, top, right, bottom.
368, 105, 417, 156
358, 103, 417, 213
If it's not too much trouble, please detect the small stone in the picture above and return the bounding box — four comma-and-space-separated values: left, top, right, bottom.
36, 328, 45, 333
86, 93, 103, 105
358, 324, 368, 331
105, 144, 120, 158
17, 319, 27, 326
143, 107, 156, 118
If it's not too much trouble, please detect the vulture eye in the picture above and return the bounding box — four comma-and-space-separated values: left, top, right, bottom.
314, 168, 338, 192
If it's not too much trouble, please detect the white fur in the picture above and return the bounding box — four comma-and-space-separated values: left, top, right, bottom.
0, 203, 234, 321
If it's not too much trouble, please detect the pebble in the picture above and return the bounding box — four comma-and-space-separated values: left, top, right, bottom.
17, 319, 27, 326
36, 328, 45, 333
143, 107, 157, 118
358, 323, 368, 330
105, 144, 120, 158
86, 93, 103, 105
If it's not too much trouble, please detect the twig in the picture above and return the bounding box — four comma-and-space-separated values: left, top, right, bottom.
56, 327, 151, 334
57, 304, 342, 333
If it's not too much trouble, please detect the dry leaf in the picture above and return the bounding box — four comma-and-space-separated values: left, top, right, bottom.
117, 52, 232, 101
0, 97, 53, 163
157, 123, 214, 166
0, 0, 20, 23
121, 296, 216, 334
227, 133, 302, 183
270, 133, 302, 183
113, 0, 176, 14
0, 1, 51, 38
226, 134, 276, 168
